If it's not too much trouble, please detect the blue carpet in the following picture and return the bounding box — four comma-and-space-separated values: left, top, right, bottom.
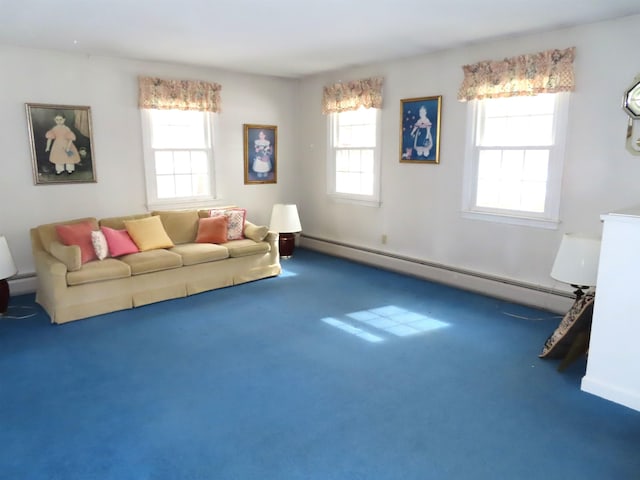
0, 249, 638, 479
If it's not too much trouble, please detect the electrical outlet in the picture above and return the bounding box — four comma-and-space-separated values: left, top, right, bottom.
381, 234, 387, 244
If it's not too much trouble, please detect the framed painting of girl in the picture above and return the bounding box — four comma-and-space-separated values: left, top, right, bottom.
399, 96, 442, 164
26, 103, 97, 184
243, 124, 277, 184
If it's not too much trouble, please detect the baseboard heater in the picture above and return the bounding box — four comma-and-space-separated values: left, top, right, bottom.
300, 234, 572, 311
8, 272, 38, 296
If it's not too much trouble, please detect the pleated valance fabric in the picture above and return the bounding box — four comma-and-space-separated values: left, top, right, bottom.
138, 76, 222, 112
457, 47, 575, 102
322, 76, 384, 114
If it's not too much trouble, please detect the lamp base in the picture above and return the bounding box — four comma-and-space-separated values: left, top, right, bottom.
278, 233, 296, 259
0, 278, 9, 315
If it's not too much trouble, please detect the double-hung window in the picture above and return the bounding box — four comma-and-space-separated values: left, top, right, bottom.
462, 92, 569, 228
141, 109, 216, 209
328, 107, 381, 206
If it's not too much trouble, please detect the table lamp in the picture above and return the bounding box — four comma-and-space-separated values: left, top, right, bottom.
269, 204, 302, 259
543, 233, 601, 370
550, 233, 601, 299
0, 235, 18, 315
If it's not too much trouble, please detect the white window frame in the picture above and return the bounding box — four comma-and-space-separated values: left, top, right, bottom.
327, 108, 382, 207
140, 108, 217, 210
461, 93, 570, 229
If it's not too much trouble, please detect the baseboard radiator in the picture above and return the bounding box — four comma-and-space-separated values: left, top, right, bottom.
8, 272, 38, 296
300, 234, 572, 314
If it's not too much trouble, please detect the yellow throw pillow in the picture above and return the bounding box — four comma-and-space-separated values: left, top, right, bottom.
124, 216, 174, 252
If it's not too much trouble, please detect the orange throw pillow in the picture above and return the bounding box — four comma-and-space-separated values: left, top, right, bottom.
55, 221, 98, 264
195, 216, 228, 244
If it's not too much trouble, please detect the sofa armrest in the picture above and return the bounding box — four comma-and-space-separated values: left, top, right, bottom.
244, 221, 269, 242
49, 241, 82, 271
264, 231, 278, 246
33, 249, 69, 294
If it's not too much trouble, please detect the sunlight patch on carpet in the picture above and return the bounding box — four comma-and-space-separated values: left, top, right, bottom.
321, 305, 449, 342
321, 317, 385, 343
277, 268, 298, 278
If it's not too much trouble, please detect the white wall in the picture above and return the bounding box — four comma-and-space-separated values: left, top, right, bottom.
3, 15, 640, 306
0, 46, 299, 289
295, 14, 640, 309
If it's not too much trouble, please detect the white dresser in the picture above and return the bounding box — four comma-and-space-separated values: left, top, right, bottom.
581, 207, 640, 411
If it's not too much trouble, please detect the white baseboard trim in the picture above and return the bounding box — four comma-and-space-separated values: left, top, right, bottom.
300, 235, 572, 314
581, 376, 640, 412
8, 273, 37, 296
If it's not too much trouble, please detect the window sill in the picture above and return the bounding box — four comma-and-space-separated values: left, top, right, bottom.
461, 209, 560, 230
328, 194, 381, 208
146, 197, 226, 211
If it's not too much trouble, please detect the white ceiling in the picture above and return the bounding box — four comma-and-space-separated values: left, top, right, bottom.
2, 0, 640, 78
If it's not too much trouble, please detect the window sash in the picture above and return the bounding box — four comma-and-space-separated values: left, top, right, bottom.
328, 109, 381, 205
141, 109, 216, 208
462, 93, 568, 227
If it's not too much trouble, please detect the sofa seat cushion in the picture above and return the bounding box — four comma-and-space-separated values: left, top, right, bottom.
66, 258, 132, 286
223, 239, 270, 258
118, 249, 182, 275
170, 243, 229, 266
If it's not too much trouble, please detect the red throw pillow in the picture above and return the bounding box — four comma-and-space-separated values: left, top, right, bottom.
195, 216, 228, 244
101, 226, 140, 257
55, 221, 98, 264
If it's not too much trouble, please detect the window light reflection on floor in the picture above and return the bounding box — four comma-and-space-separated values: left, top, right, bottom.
322, 305, 450, 343
277, 268, 298, 278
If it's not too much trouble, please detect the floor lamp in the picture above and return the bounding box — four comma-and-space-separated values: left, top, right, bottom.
0, 235, 18, 315
269, 204, 302, 259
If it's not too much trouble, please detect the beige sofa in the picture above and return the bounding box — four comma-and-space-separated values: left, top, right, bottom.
30, 209, 281, 324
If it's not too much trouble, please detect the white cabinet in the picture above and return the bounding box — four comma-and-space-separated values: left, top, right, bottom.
581, 207, 640, 411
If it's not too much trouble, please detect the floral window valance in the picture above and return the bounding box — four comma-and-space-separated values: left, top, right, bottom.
138, 76, 222, 112
322, 76, 384, 114
457, 47, 575, 102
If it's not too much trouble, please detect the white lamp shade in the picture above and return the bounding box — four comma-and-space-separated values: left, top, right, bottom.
0, 235, 17, 280
270, 204, 302, 233
550, 233, 601, 287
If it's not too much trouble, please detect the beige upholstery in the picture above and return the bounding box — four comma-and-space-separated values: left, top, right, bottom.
152, 210, 200, 244
31, 210, 281, 325
169, 243, 229, 266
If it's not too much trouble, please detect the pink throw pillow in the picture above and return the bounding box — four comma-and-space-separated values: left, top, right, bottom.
55, 221, 98, 264
209, 208, 246, 240
195, 216, 229, 244
101, 226, 140, 257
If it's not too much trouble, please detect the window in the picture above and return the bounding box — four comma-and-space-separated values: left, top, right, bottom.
327, 107, 381, 206
462, 93, 569, 228
141, 109, 215, 209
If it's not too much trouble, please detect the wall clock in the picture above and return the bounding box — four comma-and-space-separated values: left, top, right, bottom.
623, 75, 640, 155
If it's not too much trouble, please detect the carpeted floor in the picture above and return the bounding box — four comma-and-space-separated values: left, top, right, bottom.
1, 248, 638, 479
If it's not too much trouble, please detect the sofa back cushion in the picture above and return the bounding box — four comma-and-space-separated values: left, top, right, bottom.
152, 210, 199, 245
99, 213, 151, 230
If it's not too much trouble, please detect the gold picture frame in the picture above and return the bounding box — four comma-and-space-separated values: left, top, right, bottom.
26, 103, 97, 184
399, 96, 442, 164
243, 124, 277, 184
